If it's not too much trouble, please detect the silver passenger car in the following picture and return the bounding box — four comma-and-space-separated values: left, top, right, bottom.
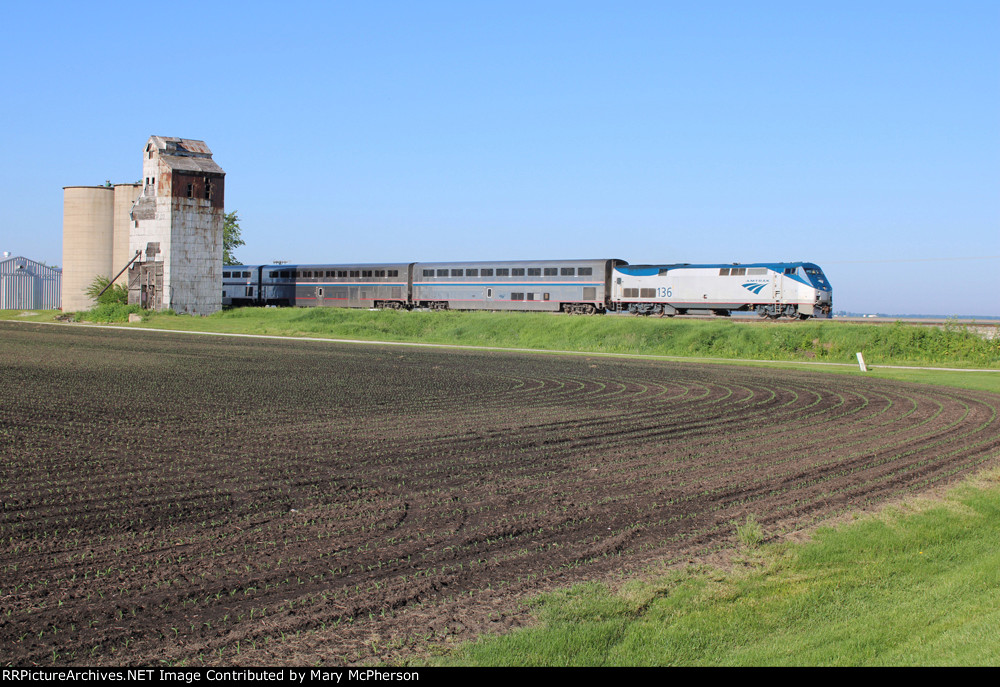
287, 263, 413, 309
222, 265, 262, 307
412, 259, 626, 314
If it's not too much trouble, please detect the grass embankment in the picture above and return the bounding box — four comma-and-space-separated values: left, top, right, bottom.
430, 470, 1000, 666
12, 306, 996, 369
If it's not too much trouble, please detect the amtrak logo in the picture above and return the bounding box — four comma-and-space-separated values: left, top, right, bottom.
742, 282, 768, 295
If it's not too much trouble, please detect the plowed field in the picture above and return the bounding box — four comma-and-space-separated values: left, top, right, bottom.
2, 323, 999, 666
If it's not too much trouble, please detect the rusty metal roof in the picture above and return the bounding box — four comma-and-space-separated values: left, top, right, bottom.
147, 136, 225, 175
149, 136, 213, 156
160, 155, 225, 175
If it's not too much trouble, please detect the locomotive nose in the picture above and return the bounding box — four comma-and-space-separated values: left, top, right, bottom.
815, 292, 833, 317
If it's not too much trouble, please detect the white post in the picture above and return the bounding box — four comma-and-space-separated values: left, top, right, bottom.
856, 352, 868, 372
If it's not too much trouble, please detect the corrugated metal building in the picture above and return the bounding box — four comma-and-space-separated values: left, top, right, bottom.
0, 255, 62, 310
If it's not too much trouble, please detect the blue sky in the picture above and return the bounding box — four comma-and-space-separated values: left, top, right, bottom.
1, 1, 997, 315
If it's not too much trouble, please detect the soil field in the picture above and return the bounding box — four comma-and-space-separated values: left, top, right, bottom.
2, 322, 1000, 666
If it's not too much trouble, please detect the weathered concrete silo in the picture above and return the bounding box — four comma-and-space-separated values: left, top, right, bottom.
129, 136, 225, 315
61, 183, 143, 312
112, 183, 142, 283
61, 186, 114, 312
62, 138, 223, 315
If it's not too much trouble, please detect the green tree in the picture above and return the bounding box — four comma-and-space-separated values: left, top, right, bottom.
223, 210, 245, 265
85, 275, 129, 305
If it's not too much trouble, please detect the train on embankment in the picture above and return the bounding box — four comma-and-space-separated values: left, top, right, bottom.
222, 259, 833, 319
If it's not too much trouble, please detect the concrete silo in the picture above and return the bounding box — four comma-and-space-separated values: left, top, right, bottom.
60, 184, 143, 311
61, 137, 222, 315
113, 183, 142, 284
61, 186, 114, 312
129, 137, 225, 315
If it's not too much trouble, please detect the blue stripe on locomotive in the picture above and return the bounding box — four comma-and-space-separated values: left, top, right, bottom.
616, 262, 831, 292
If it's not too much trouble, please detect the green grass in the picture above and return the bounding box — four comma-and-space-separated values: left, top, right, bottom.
7, 307, 997, 369
432, 471, 1000, 666
200, 309, 999, 367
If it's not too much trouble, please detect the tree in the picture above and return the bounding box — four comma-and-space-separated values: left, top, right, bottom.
85, 275, 128, 305
223, 210, 245, 265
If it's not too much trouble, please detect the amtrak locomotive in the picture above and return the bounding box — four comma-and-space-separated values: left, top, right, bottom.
612, 262, 833, 319
223, 259, 832, 319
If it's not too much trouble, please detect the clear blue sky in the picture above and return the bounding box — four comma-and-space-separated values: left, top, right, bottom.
2, 1, 997, 315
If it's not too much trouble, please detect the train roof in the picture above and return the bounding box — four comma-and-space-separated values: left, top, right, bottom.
225, 260, 631, 270
412, 258, 627, 267
228, 263, 413, 270
616, 261, 824, 276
